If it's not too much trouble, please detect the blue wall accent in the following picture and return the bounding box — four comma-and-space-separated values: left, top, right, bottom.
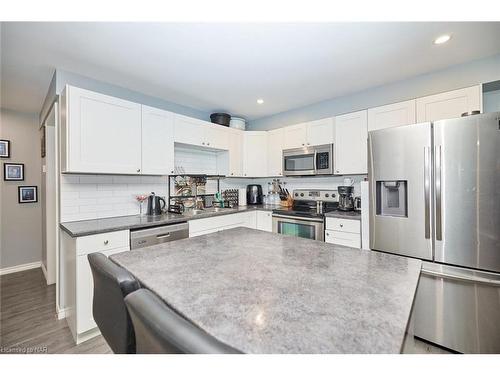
53, 70, 211, 121
248, 54, 500, 130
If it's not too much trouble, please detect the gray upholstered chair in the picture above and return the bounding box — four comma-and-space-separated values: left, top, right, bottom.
124, 289, 242, 354
87, 252, 140, 354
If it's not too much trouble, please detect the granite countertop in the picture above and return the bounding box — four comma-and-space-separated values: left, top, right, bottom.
59, 204, 285, 237
111, 228, 421, 353
324, 210, 362, 220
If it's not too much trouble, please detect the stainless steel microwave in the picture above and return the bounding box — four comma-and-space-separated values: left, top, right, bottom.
283, 144, 334, 176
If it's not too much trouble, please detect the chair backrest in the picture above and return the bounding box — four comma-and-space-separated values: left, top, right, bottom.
88, 252, 140, 354
124, 289, 242, 354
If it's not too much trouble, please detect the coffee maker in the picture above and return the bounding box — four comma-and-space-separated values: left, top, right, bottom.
337, 186, 354, 211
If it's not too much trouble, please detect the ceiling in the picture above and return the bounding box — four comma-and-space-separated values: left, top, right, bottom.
2, 22, 500, 120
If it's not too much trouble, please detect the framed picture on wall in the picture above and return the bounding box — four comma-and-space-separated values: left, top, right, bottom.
18, 186, 38, 204
3, 163, 24, 181
0, 139, 10, 158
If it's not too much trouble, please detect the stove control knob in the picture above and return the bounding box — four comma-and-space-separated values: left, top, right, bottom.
300, 193, 304, 197
295, 193, 298, 197
325, 194, 329, 198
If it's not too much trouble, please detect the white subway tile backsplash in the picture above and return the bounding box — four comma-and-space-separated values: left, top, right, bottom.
79, 190, 113, 199
60, 173, 169, 222
79, 175, 113, 184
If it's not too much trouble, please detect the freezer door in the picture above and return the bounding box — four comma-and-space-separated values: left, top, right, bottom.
433, 113, 500, 272
368, 123, 433, 260
413, 262, 500, 353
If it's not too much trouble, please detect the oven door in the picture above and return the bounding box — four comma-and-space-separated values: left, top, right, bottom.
272, 214, 324, 241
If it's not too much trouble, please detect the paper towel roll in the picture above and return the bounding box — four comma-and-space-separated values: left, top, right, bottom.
238, 188, 247, 206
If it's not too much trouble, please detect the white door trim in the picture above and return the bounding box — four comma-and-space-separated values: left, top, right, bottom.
0, 261, 42, 276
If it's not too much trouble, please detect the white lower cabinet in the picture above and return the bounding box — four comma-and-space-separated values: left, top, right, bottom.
63, 230, 130, 344
325, 217, 361, 248
256, 211, 273, 232
189, 211, 257, 237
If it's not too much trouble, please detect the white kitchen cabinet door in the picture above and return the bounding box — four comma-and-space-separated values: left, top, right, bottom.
141, 106, 175, 175
256, 211, 273, 232
228, 130, 244, 177
173, 114, 205, 146
306, 117, 335, 146
416, 86, 481, 122
243, 131, 268, 177
76, 246, 129, 334
283, 123, 307, 149
63, 85, 142, 174
367, 100, 416, 131
335, 110, 368, 175
267, 128, 284, 176
204, 124, 230, 150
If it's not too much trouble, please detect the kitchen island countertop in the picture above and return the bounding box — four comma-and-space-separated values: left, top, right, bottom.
111, 227, 421, 353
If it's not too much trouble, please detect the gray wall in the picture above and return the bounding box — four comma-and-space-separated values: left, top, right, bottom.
52, 69, 211, 121
0, 109, 42, 269
249, 53, 500, 130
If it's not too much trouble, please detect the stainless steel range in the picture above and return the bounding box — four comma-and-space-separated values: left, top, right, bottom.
272, 189, 337, 241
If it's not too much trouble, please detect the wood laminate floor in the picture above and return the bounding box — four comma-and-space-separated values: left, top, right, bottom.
0, 268, 111, 354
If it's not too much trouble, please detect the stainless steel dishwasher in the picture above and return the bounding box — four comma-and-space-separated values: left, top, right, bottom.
130, 222, 189, 249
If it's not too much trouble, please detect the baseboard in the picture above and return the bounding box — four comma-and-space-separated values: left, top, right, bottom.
56, 306, 69, 320
0, 261, 42, 276
41, 262, 48, 280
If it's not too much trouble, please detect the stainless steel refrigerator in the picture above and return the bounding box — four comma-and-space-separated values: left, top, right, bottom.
368, 112, 500, 353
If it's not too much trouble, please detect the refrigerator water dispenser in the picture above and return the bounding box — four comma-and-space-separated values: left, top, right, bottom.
376, 181, 408, 217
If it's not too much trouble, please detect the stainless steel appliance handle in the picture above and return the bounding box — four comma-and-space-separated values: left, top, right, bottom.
272, 214, 324, 223
435, 145, 442, 241
421, 269, 500, 286
424, 147, 431, 239
156, 233, 171, 239
313, 150, 317, 172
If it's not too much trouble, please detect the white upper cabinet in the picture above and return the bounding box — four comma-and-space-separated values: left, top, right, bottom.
141, 106, 175, 175
243, 131, 268, 177
174, 114, 230, 150
334, 110, 368, 175
367, 99, 416, 132
283, 118, 335, 149
416, 85, 481, 122
306, 118, 335, 146
267, 128, 284, 176
283, 123, 307, 149
61, 85, 142, 174
204, 123, 230, 150
227, 129, 244, 177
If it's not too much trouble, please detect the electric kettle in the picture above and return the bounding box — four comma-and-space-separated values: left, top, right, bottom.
146, 192, 166, 216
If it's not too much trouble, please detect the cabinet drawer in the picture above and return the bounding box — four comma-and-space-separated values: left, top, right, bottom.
76, 230, 130, 255
325, 217, 360, 233
325, 230, 361, 248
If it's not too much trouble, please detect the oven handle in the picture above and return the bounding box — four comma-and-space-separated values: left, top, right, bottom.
272, 214, 324, 223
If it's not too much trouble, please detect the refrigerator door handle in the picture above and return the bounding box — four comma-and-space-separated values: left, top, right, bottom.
435, 145, 442, 241
424, 147, 431, 239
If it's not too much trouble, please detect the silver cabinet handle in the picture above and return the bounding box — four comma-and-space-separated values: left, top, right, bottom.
302, 143, 305, 146
207, 142, 210, 146
202, 142, 205, 145
340, 224, 343, 228
104, 240, 109, 245
435, 145, 442, 240
136, 169, 141, 173
424, 146, 431, 239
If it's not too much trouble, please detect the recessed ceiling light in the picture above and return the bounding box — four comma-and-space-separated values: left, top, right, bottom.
434, 34, 451, 45
257, 99, 264, 105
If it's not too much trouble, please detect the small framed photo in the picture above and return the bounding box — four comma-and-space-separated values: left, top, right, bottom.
0, 140, 10, 158
18, 186, 38, 204
4, 163, 24, 181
